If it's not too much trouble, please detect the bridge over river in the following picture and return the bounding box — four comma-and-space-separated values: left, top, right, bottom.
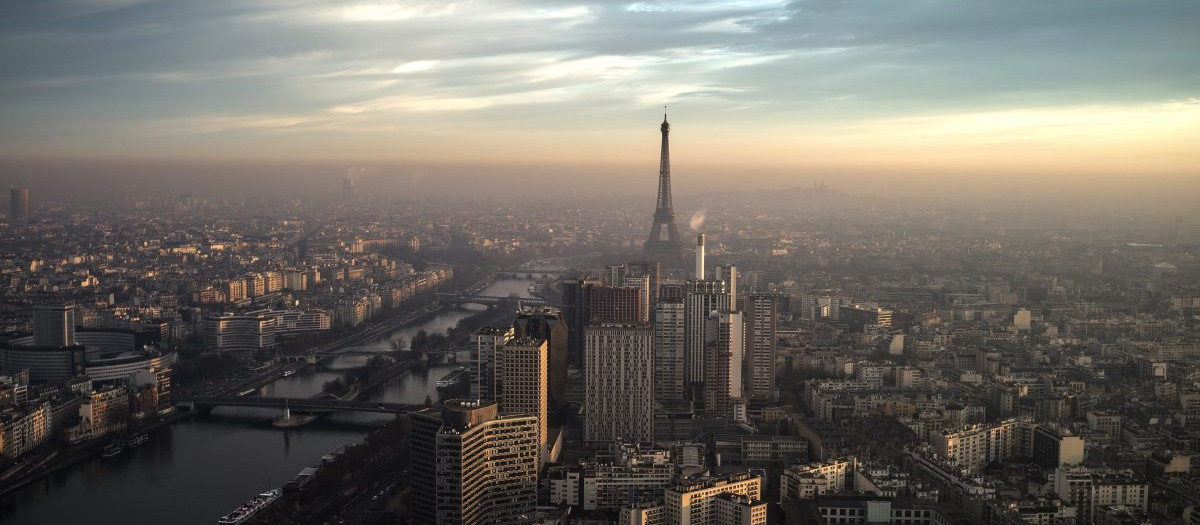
177, 396, 422, 415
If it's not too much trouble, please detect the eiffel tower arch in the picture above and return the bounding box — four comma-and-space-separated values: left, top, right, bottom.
643, 112, 687, 272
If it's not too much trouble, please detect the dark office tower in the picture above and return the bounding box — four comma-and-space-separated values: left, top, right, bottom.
33, 304, 75, 348
684, 279, 729, 390
9, 187, 29, 221
588, 285, 646, 324
643, 112, 686, 270
655, 293, 686, 402
562, 277, 601, 366
513, 308, 568, 410
744, 294, 778, 401
410, 400, 539, 525
342, 177, 355, 203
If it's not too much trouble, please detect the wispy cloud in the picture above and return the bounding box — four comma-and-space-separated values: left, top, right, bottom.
0, 0, 1196, 171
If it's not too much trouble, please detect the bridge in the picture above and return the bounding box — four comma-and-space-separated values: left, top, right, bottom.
435, 293, 548, 307
179, 396, 422, 415
277, 346, 468, 364
497, 267, 568, 277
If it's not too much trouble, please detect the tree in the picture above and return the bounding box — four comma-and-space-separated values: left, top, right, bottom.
411, 330, 429, 352
390, 338, 408, 352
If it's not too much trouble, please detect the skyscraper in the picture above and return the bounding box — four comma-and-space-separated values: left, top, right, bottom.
470, 326, 514, 400
589, 285, 647, 324
341, 177, 355, 203
743, 294, 778, 401
643, 112, 686, 270
410, 400, 540, 524
704, 310, 745, 421
684, 279, 729, 388
498, 338, 549, 459
625, 260, 662, 311
33, 304, 75, 348
9, 187, 29, 222
716, 264, 738, 312
562, 276, 601, 367
585, 324, 655, 444
512, 307, 568, 410
654, 293, 686, 402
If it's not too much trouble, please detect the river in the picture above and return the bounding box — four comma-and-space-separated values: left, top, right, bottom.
0, 277, 542, 524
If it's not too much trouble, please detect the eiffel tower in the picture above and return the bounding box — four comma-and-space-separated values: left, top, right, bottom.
643, 110, 686, 270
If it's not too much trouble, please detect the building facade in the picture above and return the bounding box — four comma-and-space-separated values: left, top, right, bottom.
410, 400, 540, 525
585, 324, 655, 444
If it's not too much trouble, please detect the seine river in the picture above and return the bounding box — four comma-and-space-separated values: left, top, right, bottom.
0, 277, 540, 525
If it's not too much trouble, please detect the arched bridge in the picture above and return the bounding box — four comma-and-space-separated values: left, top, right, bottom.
178, 396, 422, 414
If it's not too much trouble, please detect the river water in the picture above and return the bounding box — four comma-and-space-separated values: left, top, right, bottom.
0, 277, 541, 525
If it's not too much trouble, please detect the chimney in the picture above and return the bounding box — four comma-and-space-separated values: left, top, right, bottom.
696, 233, 705, 280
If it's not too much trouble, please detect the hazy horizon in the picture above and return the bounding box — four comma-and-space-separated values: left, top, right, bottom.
2, 0, 1198, 185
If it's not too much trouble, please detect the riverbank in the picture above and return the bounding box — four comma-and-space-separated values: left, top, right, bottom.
0, 409, 195, 498
0, 275, 543, 524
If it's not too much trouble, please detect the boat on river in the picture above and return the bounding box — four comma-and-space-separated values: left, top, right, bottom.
120, 433, 149, 449
435, 367, 471, 400
101, 442, 123, 460
216, 489, 281, 524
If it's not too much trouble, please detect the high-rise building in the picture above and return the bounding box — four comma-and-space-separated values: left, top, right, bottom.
716, 264, 738, 311
604, 261, 661, 320
410, 400, 540, 525
513, 308, 568, 409
563, 277, 601, 366
498, 338, 549, 459
643, 112, 686, 271
684, 279, 729, 387
470, 326, 514, 400
589, 285, 647, 324
33, 305, 75, 348
743, 294, 778, 401
342, 177, 355, 203
654, 295, 686, 402
626, 260, 662, 311
585, 324, 655, 444
664, 472, 765, 525
9, 187, 29, 221
703, 311, 744, 421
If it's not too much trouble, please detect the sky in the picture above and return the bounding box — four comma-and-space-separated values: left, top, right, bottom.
1, 0, 1198, 189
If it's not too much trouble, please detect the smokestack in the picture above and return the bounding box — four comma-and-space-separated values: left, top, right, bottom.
696, 233, 705, 279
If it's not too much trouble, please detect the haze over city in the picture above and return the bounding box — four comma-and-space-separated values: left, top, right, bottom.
2, 2, 1200, 525
2, 0, 1198, 201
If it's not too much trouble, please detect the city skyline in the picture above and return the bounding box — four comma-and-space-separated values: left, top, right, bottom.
2, 0, 1198, 180
2, 2, 1200, 524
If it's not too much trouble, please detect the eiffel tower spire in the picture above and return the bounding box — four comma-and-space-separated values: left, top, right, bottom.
643, 110, 685, 268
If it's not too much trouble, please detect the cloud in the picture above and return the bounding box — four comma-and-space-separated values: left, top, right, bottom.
0, 0, 1196, 170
